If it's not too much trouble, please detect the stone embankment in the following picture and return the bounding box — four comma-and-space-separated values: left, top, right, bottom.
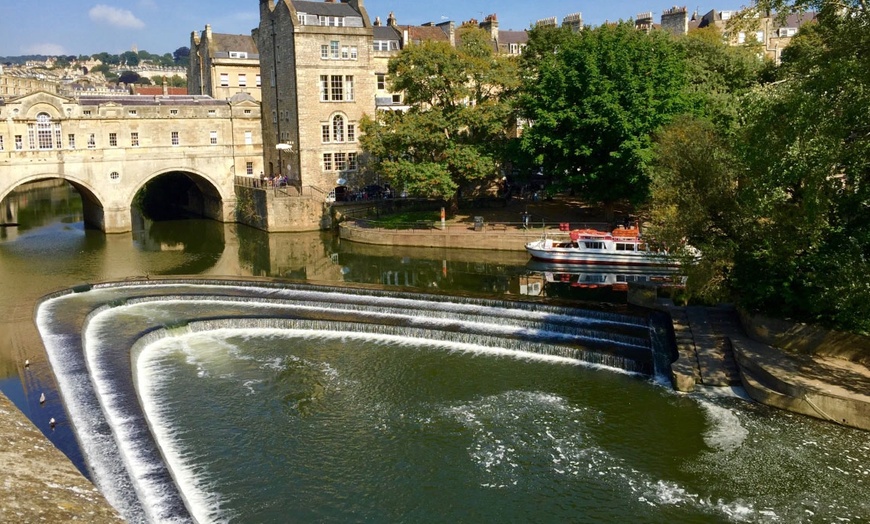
339, 220, 542, 251
668, 305, 870, 431
0, 392, 121, 523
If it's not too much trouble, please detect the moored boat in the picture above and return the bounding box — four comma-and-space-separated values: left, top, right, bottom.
525, 226, 677, 267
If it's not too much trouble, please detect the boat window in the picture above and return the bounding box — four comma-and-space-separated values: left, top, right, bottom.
584, 242, 604, 249
616, 243, 635, 251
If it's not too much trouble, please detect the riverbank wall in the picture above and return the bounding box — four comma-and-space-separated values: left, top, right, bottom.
338, 221, 542, 251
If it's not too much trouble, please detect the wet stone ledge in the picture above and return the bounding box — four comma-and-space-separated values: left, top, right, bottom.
0, 392, 121, 523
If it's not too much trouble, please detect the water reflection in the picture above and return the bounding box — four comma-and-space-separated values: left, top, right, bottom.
1, 181, 656, 395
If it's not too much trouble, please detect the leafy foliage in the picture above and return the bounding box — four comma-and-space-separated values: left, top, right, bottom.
360, 28, 519, 200
518, 23, 692, 207
650, 4, 870, 332
649, 116, 744, 302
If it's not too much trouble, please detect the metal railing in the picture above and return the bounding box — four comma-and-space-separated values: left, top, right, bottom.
346, 218, 613, 233
233, 176, 328, 199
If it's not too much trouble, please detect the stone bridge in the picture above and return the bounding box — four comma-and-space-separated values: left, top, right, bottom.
0, 91, 264, 233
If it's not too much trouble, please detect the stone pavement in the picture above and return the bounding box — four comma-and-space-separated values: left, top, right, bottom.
668, 304, 870, 431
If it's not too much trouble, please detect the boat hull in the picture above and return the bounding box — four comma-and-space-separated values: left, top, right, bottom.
525, 243, 677, 267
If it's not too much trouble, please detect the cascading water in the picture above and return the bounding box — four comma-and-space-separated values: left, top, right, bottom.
35, 279, 870, 523
37, 279, 655, 523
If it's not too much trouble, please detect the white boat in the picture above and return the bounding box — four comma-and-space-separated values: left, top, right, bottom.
525, 226, 677, 267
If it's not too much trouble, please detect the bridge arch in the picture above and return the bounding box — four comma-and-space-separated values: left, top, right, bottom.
0, 173, 110, 230
133, 167, 231, 223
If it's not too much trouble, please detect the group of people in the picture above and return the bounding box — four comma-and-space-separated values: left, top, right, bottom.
258, 173, 289, 188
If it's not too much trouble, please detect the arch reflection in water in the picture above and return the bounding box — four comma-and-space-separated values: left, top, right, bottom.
37, 279, 655, 522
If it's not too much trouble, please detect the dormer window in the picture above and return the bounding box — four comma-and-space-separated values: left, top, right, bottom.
229, 51, 248, 59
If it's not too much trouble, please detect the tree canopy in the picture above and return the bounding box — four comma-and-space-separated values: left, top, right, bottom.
360, 28, 519, 199
649, 4, 870, 332
518, 22, 692, 208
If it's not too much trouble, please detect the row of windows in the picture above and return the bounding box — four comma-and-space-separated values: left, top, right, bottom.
321, 41, 359, 60
297, 14, 363, 27
0, 130, 255, 150
322, 152, 357, 172
219, 73, 261, 88
319, 75, 355, 102
76, 107, 250, 118
373, 40, 400, 51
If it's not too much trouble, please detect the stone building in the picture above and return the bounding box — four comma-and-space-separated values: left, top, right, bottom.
636, 11, 656, 33
660, 6, 689, 36
0, 73, 59, 98
681, 8, 815, 63
190, 25, 263, 101
478, 14, 529, 55
255, 0, 374, 193
0, 91, 262, 232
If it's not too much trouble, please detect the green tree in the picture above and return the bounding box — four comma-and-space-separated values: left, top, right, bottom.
648, 116, 744, 302
678, 26, 765, 134
730, 4, 870, 332
649, 3, 870, 332
360, 28, 519, 200
518, 22, 692, 213
173, 46, 190, 66
118, 71, 141, 84
120, 51, 140, 67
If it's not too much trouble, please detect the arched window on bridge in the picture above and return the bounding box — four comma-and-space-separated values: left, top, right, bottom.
28, 112, 60, 150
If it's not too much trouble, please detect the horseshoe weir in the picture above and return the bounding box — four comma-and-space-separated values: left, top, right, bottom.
34, 278, 870, 523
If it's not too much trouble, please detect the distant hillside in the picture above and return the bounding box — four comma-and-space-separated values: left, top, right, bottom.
1, 55, 54, 65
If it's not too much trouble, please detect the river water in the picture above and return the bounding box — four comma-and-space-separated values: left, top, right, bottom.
2, 183, 869, 523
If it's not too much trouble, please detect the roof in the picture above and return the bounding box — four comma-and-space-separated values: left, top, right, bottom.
211, 33, 259, 55
775, 12, 817, 28
77, 95, 225, 106
373, 26, 401, 41
498, 30, 528, 45
131, 87, 189, 96
401, 25, 450, 43
292, 1, 361, 17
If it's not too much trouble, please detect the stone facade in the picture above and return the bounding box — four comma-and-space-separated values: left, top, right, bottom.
660, 6, 689, 36
0, 91, 262, 232
255, 0, 373, 193
0, 73, 59, 98
190, 25, 263, 101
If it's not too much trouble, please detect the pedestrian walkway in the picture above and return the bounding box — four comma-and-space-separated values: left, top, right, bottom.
668, 304, 870, 431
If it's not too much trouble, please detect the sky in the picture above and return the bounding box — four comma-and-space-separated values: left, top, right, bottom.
0, 0, 752, 57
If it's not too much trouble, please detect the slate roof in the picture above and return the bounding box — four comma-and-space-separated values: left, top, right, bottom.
211, 33, 259, 55
775, 12, 817, 28
498, 30, 528, 45
373, 26, 401, 41
401, 25, 450, 43
293, 1, 361, 17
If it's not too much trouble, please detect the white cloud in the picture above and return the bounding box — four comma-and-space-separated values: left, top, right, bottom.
22, 43, 68, 56
89, 5, 146, 29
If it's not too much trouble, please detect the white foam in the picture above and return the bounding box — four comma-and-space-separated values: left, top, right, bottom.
36, 296, 149, 523
84, 308, 194, 522
699, 400, 749, 453
137, 339, 235, 524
